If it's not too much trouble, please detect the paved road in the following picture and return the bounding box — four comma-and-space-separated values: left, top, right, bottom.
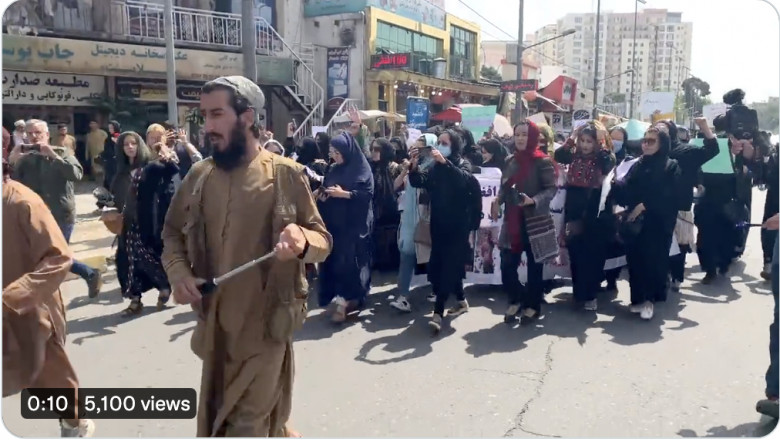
2, 186, 778, 437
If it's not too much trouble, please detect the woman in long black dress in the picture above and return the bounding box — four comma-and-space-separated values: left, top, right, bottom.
370, 138, 402, 270
111, 131, 151, 297
317, 132, 374, 323
408, 129, 476, 332
611, 127, 681, 320
121, 141, 179, 316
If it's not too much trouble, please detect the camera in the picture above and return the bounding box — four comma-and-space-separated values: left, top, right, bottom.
21, 144, 40, 153
713, 89, 759, 140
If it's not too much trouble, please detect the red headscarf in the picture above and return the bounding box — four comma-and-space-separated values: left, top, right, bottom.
506, 120, 549, 253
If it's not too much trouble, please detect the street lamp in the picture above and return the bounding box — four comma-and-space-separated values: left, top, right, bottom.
629, 0, 647, 119
523, 28, 577, 50
757, 0, 780, 134
513, 27, 577, 122
595, 70, 634, 116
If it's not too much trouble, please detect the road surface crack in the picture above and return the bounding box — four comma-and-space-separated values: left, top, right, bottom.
502, 339, 561, 438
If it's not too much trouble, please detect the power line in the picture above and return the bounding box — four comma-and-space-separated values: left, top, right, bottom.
455, 0, 590, 75
456, 0, 516, 40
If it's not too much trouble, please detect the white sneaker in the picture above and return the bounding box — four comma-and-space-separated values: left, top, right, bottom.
584, 299, 597, 311
640, 301, 654, 320
390, 296, 411, 313
429, 313, 442, 332
60, 419, 95, 437
426, 292, 436, 303
629, 303, 642, 313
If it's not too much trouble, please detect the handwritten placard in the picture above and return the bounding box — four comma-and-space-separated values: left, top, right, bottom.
461, 105, 496, 141
2, 71, 105, 106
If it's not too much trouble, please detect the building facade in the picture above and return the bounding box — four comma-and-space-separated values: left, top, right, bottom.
529, 8, 692, 116
303, 0, 499, 126
2, 0, 316, 146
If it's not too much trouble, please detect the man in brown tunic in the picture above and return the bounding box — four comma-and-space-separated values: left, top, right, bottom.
162, 76, 332, 437
2, 163, 95, 437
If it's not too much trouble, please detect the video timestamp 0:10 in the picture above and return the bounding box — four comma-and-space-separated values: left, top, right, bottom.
21, 388, 197, 419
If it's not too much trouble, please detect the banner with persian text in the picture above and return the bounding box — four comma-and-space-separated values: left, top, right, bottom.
2, 71, 105, 106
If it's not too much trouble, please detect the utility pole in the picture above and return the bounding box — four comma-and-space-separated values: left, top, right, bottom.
163, 0, 178, 126
242, 0, 258, 82
592, 0, 602, 118
513, 0, 525, 123
652, 24, 659, 91
629, 0, 642, 119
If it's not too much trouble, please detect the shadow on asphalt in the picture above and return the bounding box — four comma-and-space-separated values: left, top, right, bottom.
677, 415, 777, 437
299, 262, 750, 360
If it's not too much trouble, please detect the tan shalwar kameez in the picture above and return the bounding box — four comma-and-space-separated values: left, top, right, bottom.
2, 180, 80, 418
162, 150, 332, 437
86, 129, 107, 175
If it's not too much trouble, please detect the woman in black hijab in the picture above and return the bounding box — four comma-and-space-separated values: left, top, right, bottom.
389, 136, 408, 164
479, 138, 508, 169
370, 138, 402, 270
315, 131, 331, 163
611, 127, 681, 320
296, 136, 328, 191
408, 129, 475, 332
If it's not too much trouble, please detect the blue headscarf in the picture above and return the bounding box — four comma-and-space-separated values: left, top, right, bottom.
323, 132, 373, 192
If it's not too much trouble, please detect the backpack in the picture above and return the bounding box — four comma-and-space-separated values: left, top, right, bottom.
461, 161, 483, 232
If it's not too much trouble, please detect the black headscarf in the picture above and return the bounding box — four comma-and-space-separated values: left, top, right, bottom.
479, 138, 507, 168
323, 132, 373, 191
389, 136, 408, 163
370, 138, 399, 223
315, 132, 331, 162
297, 137, 320, 166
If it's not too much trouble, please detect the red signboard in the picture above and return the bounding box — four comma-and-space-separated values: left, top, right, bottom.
370, 53, 411, 70
500, 79, 538, 93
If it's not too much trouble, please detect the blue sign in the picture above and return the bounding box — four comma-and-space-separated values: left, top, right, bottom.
406, 96, 430, 130
304, 0, 446, 29
327, 47, 350, 110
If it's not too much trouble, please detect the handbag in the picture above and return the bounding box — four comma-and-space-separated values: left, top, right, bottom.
618, 211, 644, 244
414, 204, 432, 246
525, 213, 559, 262
100, 210, 123, 235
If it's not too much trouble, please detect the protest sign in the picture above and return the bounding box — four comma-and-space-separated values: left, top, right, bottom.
461, 105, 497, 141
690, 138, 734, 174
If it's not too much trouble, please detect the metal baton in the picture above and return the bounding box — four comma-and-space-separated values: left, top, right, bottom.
199, 250, 278, 295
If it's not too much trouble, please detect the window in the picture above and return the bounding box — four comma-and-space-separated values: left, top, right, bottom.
574, 42, 582, 47
449, 25, 477, 80
575, 17, 583, 23
375, 21, 443, 76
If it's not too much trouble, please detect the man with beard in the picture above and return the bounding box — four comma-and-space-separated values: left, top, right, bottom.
162, 76, 332, 437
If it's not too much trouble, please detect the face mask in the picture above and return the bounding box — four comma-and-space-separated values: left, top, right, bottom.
436, 143, 452, 158
612, 140, 624, 154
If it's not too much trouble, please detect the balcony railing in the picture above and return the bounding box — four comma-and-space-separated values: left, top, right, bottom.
3, 0, 324, 132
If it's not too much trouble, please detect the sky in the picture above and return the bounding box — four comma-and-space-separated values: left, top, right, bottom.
446, 0, 780, 103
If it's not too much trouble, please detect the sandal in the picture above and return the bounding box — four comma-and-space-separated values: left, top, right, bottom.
157, 289, 171, 311
330, 296, 347, 323
123, 300, 143, 317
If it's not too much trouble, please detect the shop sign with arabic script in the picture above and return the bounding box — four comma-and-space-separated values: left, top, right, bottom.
370, 53, 411, 70
2, 71, 106, 106
2, 35, 242, 80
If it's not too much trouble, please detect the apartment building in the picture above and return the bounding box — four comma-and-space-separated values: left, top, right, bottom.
530, 8, 692, 114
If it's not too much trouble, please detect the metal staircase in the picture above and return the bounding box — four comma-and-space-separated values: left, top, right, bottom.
256, 18, 323, 141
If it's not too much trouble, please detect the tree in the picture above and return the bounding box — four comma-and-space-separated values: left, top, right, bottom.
751, 98, 780, 133
681, 76, 711, 114
481, 65, 503, 82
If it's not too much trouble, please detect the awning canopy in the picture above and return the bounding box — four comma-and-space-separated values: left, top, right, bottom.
331, 110, 406, 124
